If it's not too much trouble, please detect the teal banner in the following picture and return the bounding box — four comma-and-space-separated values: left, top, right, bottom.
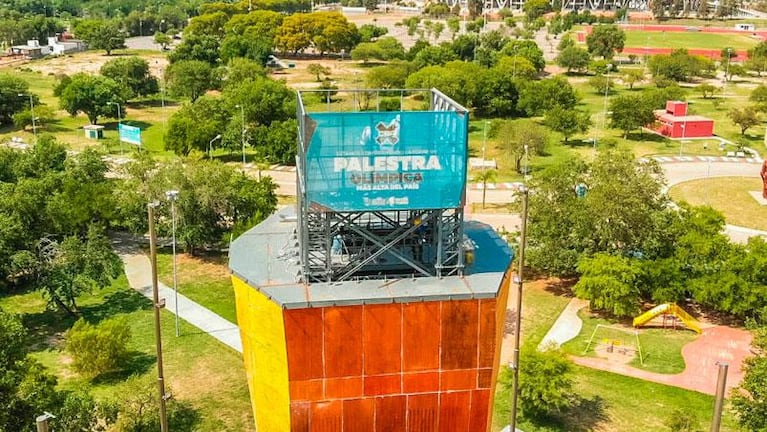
305, 111, 467, 211
118, 124, 141, 146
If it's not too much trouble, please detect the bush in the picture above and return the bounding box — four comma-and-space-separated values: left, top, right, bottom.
664, 408, 700, 431
65, 318, 131, 377
501, 349, 574, 419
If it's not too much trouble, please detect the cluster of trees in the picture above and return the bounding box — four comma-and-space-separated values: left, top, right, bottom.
652, 0, 741, 19
527, 149, 767, 321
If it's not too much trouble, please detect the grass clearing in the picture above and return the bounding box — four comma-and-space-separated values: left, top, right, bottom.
624, 30, 758, 50
0, 277, 254, 431
670, 177, 767, 231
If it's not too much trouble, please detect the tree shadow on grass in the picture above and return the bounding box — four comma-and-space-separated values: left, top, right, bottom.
80, 289, 152, 324
625, 131, 667, 142
524, 395, 609, 432
91, 352, 156, 385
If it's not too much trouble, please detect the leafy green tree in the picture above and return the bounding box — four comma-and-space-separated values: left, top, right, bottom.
65, 317, 131, 377
492, 55, 538, 81
589, 74, 614, 94
154, 31, 172, 50
732, 355, 767, 431
366, 63, 413, 89
472, 169, 497, 209
575, 253, 643, 316
406, 61, 485, 109
37, 225, 122, 314
358, 23, 388, 42
109, 375, 199, 431
168, 34, 220, 65
750, 84, 767, 106
222, 78, 295, 126
165, 96, 229, 155
556, 46, 591, 73
58, 73, 128, 124
250, 119, 298, 165
12, 105, 54, 131
184, 11, 228, 39
495, 120, 548, 172
517, 76, 580, 116
649, 50, 713, 82
100, 57, 159, 99
622, 68, 645, 89
165, 60, 215, 102
523, 0, 552, 21
586, 25, 625, 59
501, 349, 574, 418
446, 17, 460, 39
664, 409, 699, 432
0, 74, 34, 125
544, 106, 592, 144
609, 94, 657, 137
221, 58, 267, 88
728, 106, 760, 136
501, 39, 546, 71
84, 21, 126, 55
219, 32, 273, 65
308, 64, 330, 82
412, 44, 458, 69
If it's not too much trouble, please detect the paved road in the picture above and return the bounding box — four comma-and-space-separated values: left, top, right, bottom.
113, 235, 243, 353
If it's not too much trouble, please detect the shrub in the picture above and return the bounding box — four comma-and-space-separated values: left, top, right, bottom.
65, 317, 131, 377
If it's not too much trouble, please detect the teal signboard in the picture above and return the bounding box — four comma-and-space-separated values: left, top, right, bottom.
118, 124, 142, 146
304, 111, 467, 211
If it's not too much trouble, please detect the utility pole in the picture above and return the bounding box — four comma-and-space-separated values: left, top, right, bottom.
510, 185, 529, 432
710, 362, 729, 432
148, 202, 170, 432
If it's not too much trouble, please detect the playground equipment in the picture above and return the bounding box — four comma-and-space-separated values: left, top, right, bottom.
633, 303, 702, 334
583, 324, 645, 365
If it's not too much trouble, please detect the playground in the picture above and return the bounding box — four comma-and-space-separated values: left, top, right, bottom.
544, 300, 753, 395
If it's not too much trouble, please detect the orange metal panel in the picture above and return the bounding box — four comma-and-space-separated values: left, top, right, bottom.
441, 300, 479, 370
311, 400, 343, 432
364, 373, 401, 396
375, 395, 407, 432
325, 377, 363, 400
487, 269, 512, 428
439, 391, 472, 432
363, 303, 403, 375
343, 399, 375, 432
478, 299, 497, 368
477, 369, 493, 389
290, 379, 324, 401
407, 393, 440, 432
324, 306, 363, 378
284, 308, 324, 380
469, 390, 490, 432
403, 302, 441, 372
403, 371, 440, 394
440, 369, 477, 391
291, 402, 311, 432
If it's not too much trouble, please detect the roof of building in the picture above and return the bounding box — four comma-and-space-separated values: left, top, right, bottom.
229, 206, 513, 308
654, 110, 713, 123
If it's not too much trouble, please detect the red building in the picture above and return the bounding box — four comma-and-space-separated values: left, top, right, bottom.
654, 101, 714, 138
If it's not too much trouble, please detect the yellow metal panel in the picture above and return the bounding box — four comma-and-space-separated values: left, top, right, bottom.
232, 276, 291, 431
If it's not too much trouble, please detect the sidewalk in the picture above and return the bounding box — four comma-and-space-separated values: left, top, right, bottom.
115, 239, 242, 353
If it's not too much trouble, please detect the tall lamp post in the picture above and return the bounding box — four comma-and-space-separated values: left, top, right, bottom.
602, 63, 613, 145
107, 101, 122, 155
509, 185, 529, 432
18, 93, 36, 143
165, 190, 180, 337
147, 202, 170, 432
724, 48, 732, 101
482, 121, 488, 168
235, 104, 246, 166
208, 134, 222, 160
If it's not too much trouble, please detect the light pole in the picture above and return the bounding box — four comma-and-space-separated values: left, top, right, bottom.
601, 64, 613, 149
209, 134, 222, 159
509, 185, 529, 432
107, 101, 123, 155
147, 202, 170, 432
523, 144, 529, 181
235, 104, 246, 166
18, 93, 36, 143
165, 190, 180, 337
680, 122, 686, 157
724, 48, 732, 101
482, 120, 488, 168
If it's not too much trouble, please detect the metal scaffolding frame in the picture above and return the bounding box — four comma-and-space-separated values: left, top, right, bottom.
296, 89, 468, 283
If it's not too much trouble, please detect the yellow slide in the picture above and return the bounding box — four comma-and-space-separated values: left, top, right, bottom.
632, 303, 702, 334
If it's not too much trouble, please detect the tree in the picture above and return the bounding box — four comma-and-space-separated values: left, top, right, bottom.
556, 46, 591, 73
222, 78, 295, 127
250, 119, 298, 165
496, 120, 548, 172
724, 63, 747, 81
609, 94, 657, 137
544, 106, 592, 143
219, 33, 273, 65
109, 375, 198, 431
697, 0, 709, 18
523, 0, 552, 21
664, 409, 700, 432
501, 349, 574, 418
0, 75, 34, 125
412, 45, 458, 69
221, 58, 267, 88
184, 11, 229, 39
586, 25, 626, 59
728, 106, 760, 136
65, 317, 131, 377
168, 34, 220, 65
165, 60, 215, 102
100, 57, 159, 99
501, 40, 546, 72
588, 74, 614, 94
517, 76, 580, 116
622, 68, 645, 89
358, 24, 388, 42
574, 253, 643, 316
446, 17, 460, 40
699, 83, 718, 99
154, 31, 172, 50
165, 96, 229, 155
366, 63, 413, 89
84, 22, 126, 55
732, 355, 767, 431
58, 73, 128, 124
472, 169, 497, 209
37, 225, 122, 314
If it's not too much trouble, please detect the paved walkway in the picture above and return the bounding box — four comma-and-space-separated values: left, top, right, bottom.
537, 298, 588, 351
114, 237, 243, 353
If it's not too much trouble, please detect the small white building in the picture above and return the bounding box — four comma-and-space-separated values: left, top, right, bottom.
735, 23, 756, 31
47, 36, 86, 55
10, 40, 51, 59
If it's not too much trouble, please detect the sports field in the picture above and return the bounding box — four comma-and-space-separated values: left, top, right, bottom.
624, 29, 759, 50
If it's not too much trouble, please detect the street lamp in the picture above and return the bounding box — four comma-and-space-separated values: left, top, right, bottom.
18, 93, 36, 143
107, 101, 122, 155
509, 185, 529, 432
208, 134, 222, 159
147, 202, 170, 432
600, 63, 613, 150
523, 144, 529, 181
235, 104, 246, 166
724, 48, 732, 101
165, 190, 180, 337
482, 120, 488, 168
680, 122, 686, 157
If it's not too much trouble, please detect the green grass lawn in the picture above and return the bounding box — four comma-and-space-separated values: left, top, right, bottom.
0, 277, 254, 431
624, 30, 758, 50
155, 250, 238, 324
670, 177, 767, 231
560, 309, 697, 374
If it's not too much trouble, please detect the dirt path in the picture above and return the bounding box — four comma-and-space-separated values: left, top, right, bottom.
570, 325, 753, 395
